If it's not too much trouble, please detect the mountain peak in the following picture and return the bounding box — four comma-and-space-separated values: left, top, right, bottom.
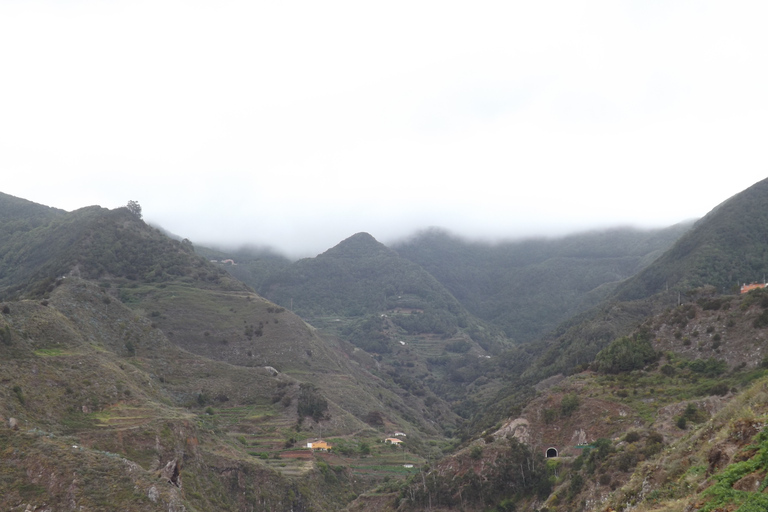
320, 232, 394, 259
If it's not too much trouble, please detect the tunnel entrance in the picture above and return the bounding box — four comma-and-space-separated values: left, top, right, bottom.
546, 447, 558, 458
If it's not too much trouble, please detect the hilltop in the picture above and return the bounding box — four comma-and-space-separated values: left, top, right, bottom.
616, 177, 768, 300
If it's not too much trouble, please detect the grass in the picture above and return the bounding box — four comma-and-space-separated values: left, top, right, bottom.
33, 348, 77, 357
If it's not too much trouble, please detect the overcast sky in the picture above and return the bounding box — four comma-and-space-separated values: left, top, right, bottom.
2, 1, 767, 258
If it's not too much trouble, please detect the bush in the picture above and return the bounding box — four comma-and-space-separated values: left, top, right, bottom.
617, 451, 637, 472
595, 335, 658, 374
0, 325, 12, 345
560, 394, 579, 417
297, 383, 328, 422
12, 385, 24, 405
660, 364, 675, 377
364, 410, 385, 427
688, 358, 727, 377
543, 408, 557, 424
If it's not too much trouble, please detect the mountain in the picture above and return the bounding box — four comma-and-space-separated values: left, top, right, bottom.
386, 287, 768, 511
234, 232, 473, 327
0, 194, 456, 510
217, 232, 519, 428
392, 224, 691, 342
615, 177, 768, 300
521, 178, 768, 388
0, 197, 237, 301
355, 176, 768, 510
6, 177, 768, 511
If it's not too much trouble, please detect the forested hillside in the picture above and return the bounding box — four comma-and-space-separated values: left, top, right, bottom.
392, 225, 690, 342
616, 177, 768, 300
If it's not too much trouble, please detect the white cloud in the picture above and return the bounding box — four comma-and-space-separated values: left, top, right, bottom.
1, 1, 767, 257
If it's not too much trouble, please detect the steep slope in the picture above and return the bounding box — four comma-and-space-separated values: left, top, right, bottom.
392, 225, 690, 342
254, 232, 472, 327
0, 279, 363, 511
369, 288, 768, 512
491, 178, 768, 399
616, 177, 768, 301
0, 196, 457, 509
216, 232, 516, 426
0, 196, 236, 300
222, 232, 509, 351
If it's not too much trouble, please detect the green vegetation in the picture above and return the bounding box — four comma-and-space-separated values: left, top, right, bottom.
393, 226, 689, 342
6, 179, 768, 511
296, 383, 328, 422
594, 331, 658, 374
616, 178, 768, 300
399, 438, 551, 510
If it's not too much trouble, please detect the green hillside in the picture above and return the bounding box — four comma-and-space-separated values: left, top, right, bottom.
6, 177, 768, 511
392, 225, 690, 342
373, 283, 768, 512
238, 232, 472, 329
616, 177, 768, 300
0, 195, 237, 301
0, 196, 455, 510
212, 232, 518, 426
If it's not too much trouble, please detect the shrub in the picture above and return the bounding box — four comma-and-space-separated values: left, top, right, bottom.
568, 473, 584, 497
364, 410, 385, 427
12, 385, 24, 405
0, 325, 12, 345
560, 394, 580, 417
595, 335, 658, 374
297, 383, 328, 422
688, 358, 727, 377
754, 310, 768, 328
617, 452, 637, 472
646, 431, 664, 444
706, 383, 729, 396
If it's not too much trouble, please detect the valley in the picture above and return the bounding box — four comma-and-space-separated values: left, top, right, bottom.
3, 178, 768, 511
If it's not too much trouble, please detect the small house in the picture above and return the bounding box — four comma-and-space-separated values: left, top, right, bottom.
385, 437, 403, 446
307, 441, 332, 451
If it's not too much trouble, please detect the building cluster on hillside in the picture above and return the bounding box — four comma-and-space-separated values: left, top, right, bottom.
740, 282, 767, 293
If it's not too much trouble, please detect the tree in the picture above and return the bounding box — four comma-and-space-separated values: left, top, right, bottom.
126, 200, 142, 219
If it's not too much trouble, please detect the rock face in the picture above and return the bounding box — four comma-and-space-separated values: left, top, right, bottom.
159, 459, 182, 488
495, 418, 531, 444
8, 417, 19, 430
